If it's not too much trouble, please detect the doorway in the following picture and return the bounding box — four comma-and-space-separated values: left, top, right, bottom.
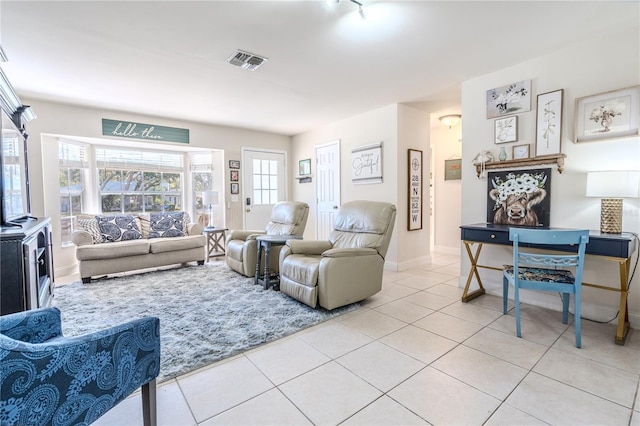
241, 148, 287, 230
315, 140, 340, 240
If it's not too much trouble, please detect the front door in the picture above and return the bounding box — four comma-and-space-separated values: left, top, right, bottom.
315, 140, 340, 239
242, 149, 287, 230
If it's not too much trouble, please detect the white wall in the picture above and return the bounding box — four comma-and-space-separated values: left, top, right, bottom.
24, 99, 291, 277
291, 103, 430, 270
431, 117, 462, 253
460, 26, 640, 326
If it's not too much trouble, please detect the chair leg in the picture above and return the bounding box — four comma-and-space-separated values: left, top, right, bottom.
561, 293, 569, 324
574, 290, 581, 349
502, 276, 509, 314
514, 285, 522, 338
142, 379, 157, 426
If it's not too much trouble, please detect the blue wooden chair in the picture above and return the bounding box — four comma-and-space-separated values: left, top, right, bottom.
0, 307, 160, 425
503, 228, 589, 348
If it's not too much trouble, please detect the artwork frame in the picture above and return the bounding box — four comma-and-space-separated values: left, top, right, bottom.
512, 144, 530, 160
574, 85, 640, 143
408, 149, 423, 231
351, 142, 383, 184
230, 170, 239, 182
487, 168, 551, 227
486, 79, 531, 118
444, 159, 462, 180
299, 158, 311, 176
230, 183, 239, 194
229, 160, 240, 169
535, 89, 563, 156
494, 116, 517, 144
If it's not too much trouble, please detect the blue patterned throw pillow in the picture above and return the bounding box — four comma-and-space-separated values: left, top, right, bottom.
96, 215, 143, 242
149, 212, 186, 238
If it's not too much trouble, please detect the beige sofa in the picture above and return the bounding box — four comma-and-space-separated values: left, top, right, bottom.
72, 213, 205, 283
226, 201, 309, 277
279, 200, 396, 310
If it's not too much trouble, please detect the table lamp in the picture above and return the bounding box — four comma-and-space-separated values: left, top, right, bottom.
586, 170, 640, 234
202, 190, 219, 229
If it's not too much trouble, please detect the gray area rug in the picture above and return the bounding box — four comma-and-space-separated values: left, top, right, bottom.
53, 262, 359, 382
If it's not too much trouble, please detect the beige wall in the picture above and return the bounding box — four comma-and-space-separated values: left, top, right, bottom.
24, 99, 291, 276
460, 26, 640, 327
291, 103, 430, 271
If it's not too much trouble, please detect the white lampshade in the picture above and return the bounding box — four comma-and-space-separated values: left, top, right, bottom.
586, 171, 640, 198
202, 190, 219, 206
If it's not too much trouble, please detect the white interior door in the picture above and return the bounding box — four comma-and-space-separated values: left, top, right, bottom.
242, 149, 286, 230
316, 140, 340, 239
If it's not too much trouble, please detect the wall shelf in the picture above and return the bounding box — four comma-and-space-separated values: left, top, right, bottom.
474, 154, 566, 178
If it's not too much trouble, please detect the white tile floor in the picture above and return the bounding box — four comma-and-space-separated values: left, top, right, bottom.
60, 252, 640, 425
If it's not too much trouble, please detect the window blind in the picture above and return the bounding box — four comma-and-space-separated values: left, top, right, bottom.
95, 147, 183, 172
58, 140, 89, 168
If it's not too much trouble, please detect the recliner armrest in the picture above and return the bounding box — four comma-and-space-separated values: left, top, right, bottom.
286, 240, 333, 255
321, 247, 378, 258
226, 229, 265, 243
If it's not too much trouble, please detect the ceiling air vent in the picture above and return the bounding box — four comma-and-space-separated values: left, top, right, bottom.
226, 49, 268, 71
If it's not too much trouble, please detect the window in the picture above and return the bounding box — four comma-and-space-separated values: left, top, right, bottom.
59, 141, 88, 243
252, 159, 278, 205
96, 148, 183, 214
190, 152, 214, 226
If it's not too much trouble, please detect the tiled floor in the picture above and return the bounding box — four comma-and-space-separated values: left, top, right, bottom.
61, 252, 640, 425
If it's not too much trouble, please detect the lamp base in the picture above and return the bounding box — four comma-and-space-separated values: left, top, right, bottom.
600, 198, 623, 234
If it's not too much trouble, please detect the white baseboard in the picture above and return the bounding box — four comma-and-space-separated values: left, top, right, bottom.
433, 245, 460, 256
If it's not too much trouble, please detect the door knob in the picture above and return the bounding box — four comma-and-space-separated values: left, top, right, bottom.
333, 205, 338, 209
246, 208, 251, 212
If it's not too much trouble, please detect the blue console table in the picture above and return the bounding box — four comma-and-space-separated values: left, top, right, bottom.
460, 223, 637, 345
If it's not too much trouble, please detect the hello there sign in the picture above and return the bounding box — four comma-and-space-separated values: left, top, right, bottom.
102, 119, 190, 144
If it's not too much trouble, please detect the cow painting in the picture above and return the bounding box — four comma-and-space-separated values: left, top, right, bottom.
487, 170, 551, 227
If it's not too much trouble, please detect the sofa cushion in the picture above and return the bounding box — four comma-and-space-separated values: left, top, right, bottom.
96, 215, 143, 243
149, 235, 205, 254
149, 212, 188, 238
78, 218, 103, 244
76, 239, 150, 261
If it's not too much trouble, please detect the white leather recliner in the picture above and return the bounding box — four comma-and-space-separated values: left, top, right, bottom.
225, 201, 309, 277
279, 200, 396, 310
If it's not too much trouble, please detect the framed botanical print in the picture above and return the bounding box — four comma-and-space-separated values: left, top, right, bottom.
495, 116, 517, 143
575, 85, 640, 143
535, 89, 563, 156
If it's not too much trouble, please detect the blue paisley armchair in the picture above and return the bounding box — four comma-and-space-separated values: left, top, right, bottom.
0, 307, 160, 426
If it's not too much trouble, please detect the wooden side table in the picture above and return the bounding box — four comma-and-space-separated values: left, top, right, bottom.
204, 227, 227, 262
254, 235, 302, 290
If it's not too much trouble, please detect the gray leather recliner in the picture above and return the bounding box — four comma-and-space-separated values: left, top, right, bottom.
279, 200, 396, 310
225, 201, 309, 277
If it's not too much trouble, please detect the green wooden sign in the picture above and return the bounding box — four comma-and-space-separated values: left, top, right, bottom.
102, 119, 190, 144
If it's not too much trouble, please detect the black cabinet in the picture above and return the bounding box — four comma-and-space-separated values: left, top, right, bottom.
0, 217, 54, 315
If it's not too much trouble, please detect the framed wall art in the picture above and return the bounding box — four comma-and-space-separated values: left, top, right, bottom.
444, 159, 462, 180
229, 160, 240, 169
512, 144, 530, 160
230, 170, 239, 182
487, 168, 551, 227
230, 183, 239, 194
299, 158, 311, 176
486, 79, 531, 118
351, 142, 383, 184
535, 89, 563, 156
574, 85, 640, 143
494, 116, 517, 143
408, 149, 423, 231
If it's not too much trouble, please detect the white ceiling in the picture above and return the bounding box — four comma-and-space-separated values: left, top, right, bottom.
1, 1, 638, 136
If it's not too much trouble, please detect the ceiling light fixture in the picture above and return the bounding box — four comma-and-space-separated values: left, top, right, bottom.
439, 114, 462, 129
329, 0, 366, 20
